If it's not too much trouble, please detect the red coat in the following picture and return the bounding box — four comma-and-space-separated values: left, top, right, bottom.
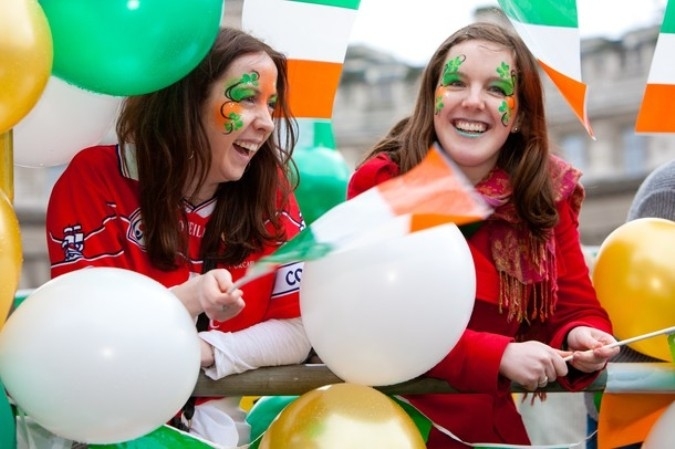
348, 153, 613, 447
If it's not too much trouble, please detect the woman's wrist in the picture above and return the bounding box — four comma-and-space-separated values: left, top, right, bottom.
170, 277, 202, 319
200, 339, 215, 367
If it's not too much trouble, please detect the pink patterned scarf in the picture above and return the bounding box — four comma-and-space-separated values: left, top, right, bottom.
474, 155, 584, 323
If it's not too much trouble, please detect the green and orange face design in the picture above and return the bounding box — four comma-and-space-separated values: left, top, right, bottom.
435, 55, 518, 126
435, 54, 466, 114
495, 61, 517, 126
218, 71, 261, 134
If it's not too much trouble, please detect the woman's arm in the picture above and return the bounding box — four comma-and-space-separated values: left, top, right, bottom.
546, 197, 618, 389
198, 317, 311, 379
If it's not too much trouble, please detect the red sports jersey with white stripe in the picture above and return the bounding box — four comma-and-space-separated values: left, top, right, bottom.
46, 145, 304, 332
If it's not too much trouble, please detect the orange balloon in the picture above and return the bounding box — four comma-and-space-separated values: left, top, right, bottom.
0, 0, 53, 134
259, 383, 425, 449
592, 218, 675, 361
0, 191, 23, 329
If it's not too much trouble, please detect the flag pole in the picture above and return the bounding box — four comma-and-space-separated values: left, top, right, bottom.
563, 325, 675, 362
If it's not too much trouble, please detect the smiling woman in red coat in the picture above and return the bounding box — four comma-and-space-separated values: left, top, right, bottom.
347, 22, 618, 448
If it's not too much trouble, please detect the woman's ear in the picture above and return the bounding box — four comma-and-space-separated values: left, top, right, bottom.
511, 116, 522, 133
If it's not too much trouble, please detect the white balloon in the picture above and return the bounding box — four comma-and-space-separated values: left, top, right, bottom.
0, 267, 200, 444
14, 76, 122, 168
301, 222, 476, 386
643, 400, 675, 448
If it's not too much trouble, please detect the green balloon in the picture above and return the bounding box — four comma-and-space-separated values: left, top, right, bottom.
246, 396, 298, 449
0, 379, 16, 449
12, 289, 32, 312
39, 0, 222, 95
293, 146, 350, 225
391, 397, 431, 442
292, 120, 351, 225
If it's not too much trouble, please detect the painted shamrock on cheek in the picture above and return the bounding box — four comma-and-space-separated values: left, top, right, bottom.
218, 72, 260, 134
435, 54, 466, 114
495, 61, 517, 126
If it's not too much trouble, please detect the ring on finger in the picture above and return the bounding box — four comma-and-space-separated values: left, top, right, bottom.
538, 375, 548, 387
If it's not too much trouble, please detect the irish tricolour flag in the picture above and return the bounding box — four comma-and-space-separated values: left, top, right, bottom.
498, 0, 593, 138
636, 0, 675, 133
242, 0, 360, 150
242, 0, 359, 120
236, 143, 492, 286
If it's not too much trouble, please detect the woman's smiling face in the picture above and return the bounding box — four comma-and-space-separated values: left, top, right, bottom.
433, 39, 519, 185
200, 51, 278, 193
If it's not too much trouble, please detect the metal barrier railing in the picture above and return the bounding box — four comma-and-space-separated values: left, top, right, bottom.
192, 362, 674, 397
11, 290, 675, 396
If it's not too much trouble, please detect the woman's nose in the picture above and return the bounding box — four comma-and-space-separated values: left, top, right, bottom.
461, 87, 486, 110
254, 108, 275, 133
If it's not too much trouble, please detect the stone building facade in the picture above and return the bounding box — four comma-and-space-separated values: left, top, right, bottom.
13, 3, 675, 288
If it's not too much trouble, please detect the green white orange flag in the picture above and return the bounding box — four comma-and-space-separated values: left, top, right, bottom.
235, 143, 492, 286
242, 0, 360, 222
242, 0, 359, 121
497, 0, 593, 138
636, 0, 675, 133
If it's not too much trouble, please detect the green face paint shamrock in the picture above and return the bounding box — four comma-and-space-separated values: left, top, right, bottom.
495, 61, 517, 126
223, 112, 243, 134
435, 54, 467, 114
221, 72, 261, 133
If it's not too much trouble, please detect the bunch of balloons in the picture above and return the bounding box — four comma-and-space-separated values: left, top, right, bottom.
1, 0, 223, 167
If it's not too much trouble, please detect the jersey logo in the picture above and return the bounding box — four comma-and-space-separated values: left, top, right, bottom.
272, 261, 303, 298
61, 225, 84, 261
50, 213, 137, 267
126, 208, 146, 248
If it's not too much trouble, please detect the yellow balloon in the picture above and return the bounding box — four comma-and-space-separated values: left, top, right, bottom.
240, 396, 260, 412
0, 191, 23, 329
0, 0, 53, 134
259, 383, 425, 449
592, 218, 675, 361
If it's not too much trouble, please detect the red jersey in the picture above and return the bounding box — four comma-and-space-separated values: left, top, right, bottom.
46, 145, 305, 332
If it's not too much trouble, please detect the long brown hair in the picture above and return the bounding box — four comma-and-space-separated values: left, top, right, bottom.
362, 22, 557, 239
117, 28, 298, 270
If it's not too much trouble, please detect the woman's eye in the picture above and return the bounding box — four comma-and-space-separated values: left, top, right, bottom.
442, 79, 464, 88
488, 85, 507, 96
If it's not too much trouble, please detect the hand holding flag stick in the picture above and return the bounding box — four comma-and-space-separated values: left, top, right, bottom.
562, 325, 675, 362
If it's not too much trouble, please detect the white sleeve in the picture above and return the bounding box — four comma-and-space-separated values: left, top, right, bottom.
199, 317, 311, 380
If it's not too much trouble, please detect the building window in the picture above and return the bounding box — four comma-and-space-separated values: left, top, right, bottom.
622, 126, 646, 176
560, 133, 588, 172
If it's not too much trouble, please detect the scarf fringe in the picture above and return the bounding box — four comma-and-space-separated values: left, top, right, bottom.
498, 259, 557, 324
